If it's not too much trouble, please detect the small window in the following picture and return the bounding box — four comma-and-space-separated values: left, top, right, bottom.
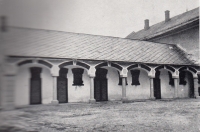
131, 70, 140, 86
72, 68, 84, 86
179, 71, 187, 85
118, 71, 128, 85
168, 71, 174, 86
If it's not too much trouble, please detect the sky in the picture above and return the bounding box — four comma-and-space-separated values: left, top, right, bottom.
0, 0, 199, 38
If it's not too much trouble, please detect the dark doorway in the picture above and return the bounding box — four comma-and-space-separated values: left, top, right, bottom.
154, 70, 161, 99
187, 72, 194, 98
94, 68, 108, 101
30, 67, 42, 104
57, 68, 68, 103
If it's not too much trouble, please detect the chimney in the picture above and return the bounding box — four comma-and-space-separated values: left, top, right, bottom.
165, 10, 170, 22
144, 19, 149, 30
1, 16, 7, 32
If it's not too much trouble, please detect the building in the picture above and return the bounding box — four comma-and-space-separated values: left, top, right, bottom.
0, 8, 199, 109
126, 7, 199, 62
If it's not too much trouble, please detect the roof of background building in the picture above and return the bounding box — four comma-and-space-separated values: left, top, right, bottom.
0, 27, 194, 65
126, 7, 199, 40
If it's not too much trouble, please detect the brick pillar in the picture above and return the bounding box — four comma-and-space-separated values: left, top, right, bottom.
89, 76, 96, 103
149, 77, 155, 100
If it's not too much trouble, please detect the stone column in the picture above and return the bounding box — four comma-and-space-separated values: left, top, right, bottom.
88, 66, 96, 103
173, 78, 178, 98
194, 77, 200, 99
149, 77, 155, 100
50, 66, 59, 105
122, 77, 128, 103
51, 76, 59, 104
89, 76, 96, 103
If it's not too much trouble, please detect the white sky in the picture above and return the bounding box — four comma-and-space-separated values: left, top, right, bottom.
0, 0, 199, 38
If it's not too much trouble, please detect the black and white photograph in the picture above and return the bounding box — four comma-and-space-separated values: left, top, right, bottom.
0, 0, 199, 131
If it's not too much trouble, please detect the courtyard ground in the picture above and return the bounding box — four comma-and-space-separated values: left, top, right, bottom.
0, 99, 199, 132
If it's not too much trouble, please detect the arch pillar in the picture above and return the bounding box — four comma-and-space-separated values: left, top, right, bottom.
193, 74, 200, 99
88, 66, 96, 103
50, 65, 60, 105
172, 70, 179, 99
120, 68, 128, 103
148, 69, 155, 100
2, 63, 18, 109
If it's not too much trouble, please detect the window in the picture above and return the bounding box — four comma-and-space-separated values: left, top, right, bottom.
131, 70, 140, 86
168, 71, 174, 86
72, 68, 84, 86
198, 74, 200, 84
118, 71, 128, 85
179, 71, 187, 85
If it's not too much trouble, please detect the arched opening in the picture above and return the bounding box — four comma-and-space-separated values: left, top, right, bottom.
58, 61, 91, 103
178, 69, 195, 98
60, 65, 90, 103
59, 61, 90, 70
154, 65, 176, 99
127, 67, 150, 100
15, 63, 53, 106
95, 63, 123, 101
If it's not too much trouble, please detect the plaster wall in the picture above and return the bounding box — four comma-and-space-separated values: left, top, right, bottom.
126, 69, 150, 100
160, 69, 174, 98
65, 65, 90, 103
15, 64, 53, 106
13, 64, 196, 106
104, 67, 122, 101
153, 27, 199, 59
178, 72, 190, 98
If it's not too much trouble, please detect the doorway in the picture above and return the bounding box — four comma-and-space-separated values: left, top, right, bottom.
187, 72, 194, 98
154, 70, 161, 99
57, 68, 68, 103
30, 67, 42, 104
94, 68, 108, 101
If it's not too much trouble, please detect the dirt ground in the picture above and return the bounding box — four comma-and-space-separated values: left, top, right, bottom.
0, 99, 199, 132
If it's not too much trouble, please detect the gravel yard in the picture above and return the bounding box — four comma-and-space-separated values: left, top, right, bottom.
0, 99, 199, 132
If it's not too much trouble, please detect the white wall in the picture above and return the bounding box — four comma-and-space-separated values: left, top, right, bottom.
104, 67, 151, 100
66, 65, 90, 103
160, 69, 174, 99
104, 67, 122, 101
15, 64, 53, 106
126, 69, 150, 100
14, 63, 196, 106
178, 72, 190, 98
154, 27, 199, 59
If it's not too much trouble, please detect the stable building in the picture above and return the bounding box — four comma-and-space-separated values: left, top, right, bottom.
0, 8, 200, 109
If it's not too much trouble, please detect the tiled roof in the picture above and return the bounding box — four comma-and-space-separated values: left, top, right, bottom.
0, 27, 193, 65
126, 7, 199, 40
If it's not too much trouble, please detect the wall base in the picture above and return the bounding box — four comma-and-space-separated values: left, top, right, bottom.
195, 96, 200, 99
122, 97, 128, 103
51, 100, 59, 105
150, 97, 156, 100
89, 99, 96, 103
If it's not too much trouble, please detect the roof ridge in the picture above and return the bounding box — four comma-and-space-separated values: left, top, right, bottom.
8, 26, 128, 40
7, 26, 177, 46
